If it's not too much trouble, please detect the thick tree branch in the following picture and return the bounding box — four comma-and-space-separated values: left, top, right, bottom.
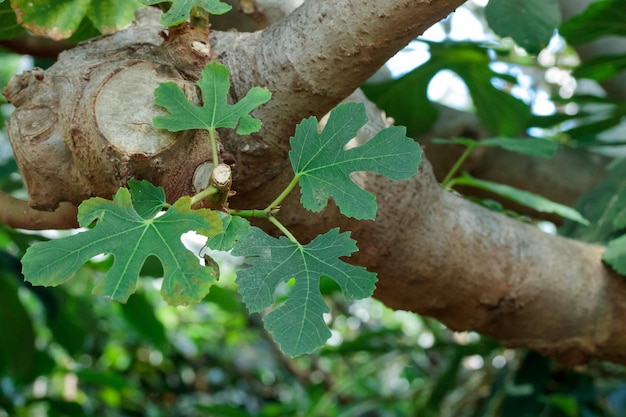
214, 1, 625, 365
224, 85, 623, 364
4, 0, 625, 366
210, 0, 465, 194
0, 191, 77, 229
205, 0, 622, 358
263, 153, 626, 366
210, 0, 303, 31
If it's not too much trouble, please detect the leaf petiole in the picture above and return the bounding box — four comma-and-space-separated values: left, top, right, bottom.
268, 216, 300, 245
209, 128, 220, 166
190, 186, 219, 206
229, 208, 280, 218
265, 175, 300, 211
441, 143, 477, 190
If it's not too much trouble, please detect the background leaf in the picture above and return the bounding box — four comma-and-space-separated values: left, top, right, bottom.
289, 102, 421, 220
362, 64, 438, 136
604, 235, 626, 275
452, 173, 589, 224
434, 137, 559, 158
363, 41, 532, 136
485, 0, 561, 55
560, 0, 626, 45
119, 290, 168, 349
561, 158, 626, 242
43, 288, 91, 356
479, 137, 559, 158
205, 213, 251, 251
0, 253, 36, 384
22, 181, 222, 306
232, 227, 377, 356
9, 0, 142, 40
141, 0, 231, 27
0, 1, 25, 39
153, 61, 271, 135
573, 54, 626, 81
559, 158, 626, 275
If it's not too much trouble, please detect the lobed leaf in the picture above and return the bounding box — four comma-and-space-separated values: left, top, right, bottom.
205, 213, 251, 251
289, 102, 422, 220
22, 180, 222, 306
232, 227, 377, 356
153, 61, 271, 135
141, 0, 231, 27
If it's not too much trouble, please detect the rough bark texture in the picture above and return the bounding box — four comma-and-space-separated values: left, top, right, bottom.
210, 0, 466, 194
3, 11, 216, 209
3, 0, 626, 365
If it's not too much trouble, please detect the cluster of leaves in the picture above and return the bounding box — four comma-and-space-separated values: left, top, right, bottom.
560, 0, 626, 81
2, 0, 626, 416
21, 61, 422, 356
362, 0, 563, 139
362, 0, 625, 151
552, 0, 626, 148
362, 0, 624, 235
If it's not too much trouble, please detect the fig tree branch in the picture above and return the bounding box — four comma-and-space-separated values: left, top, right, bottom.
268, 152, 626, 366
0, 191, 78, 229
210, 0, 466, 194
